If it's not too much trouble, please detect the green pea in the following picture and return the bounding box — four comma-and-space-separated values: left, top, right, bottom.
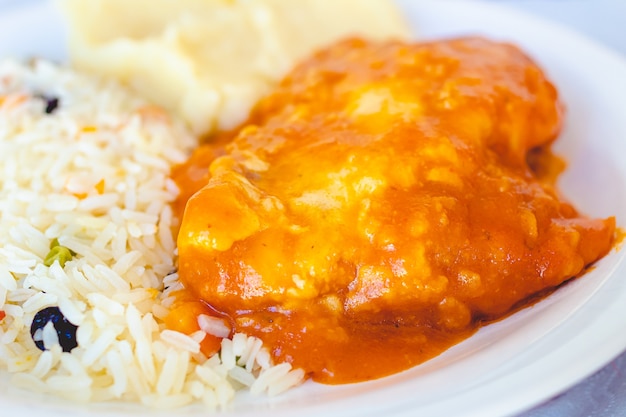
44, 245, 73, 268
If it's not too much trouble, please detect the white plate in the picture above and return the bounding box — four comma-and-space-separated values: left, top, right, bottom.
1, 1, 626, 416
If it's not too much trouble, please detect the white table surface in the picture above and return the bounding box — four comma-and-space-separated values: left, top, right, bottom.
0, 0, 624, 416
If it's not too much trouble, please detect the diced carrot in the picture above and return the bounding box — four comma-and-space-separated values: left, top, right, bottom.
95, 179, 105, 194
136, 104, 170, 123
0, 93, 28, 109
0, 311, 6, 321
199, 331, 224, 357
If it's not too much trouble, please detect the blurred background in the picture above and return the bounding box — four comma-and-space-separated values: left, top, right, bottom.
0, 0, 623, 56
496, 0, 625, 56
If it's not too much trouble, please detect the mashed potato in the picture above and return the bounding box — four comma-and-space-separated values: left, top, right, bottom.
59, 0, 410, 137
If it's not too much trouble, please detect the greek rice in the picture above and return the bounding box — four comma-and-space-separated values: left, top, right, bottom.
0, 58, 305, 407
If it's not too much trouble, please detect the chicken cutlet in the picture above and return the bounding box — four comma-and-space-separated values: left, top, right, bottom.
174, 37, 615, 383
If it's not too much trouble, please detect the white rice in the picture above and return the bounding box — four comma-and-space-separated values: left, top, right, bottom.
0, 58, 304, 406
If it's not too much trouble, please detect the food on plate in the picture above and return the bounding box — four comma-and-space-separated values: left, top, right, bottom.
0, 59, 303, 406
176, 37, 616, 383
0, 0, 618, 407
59, 0, 411, 137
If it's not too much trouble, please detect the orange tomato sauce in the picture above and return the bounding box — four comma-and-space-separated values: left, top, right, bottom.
169, 37, 616, 384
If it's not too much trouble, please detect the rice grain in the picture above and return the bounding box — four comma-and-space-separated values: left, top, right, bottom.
0, 58, 305, 407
